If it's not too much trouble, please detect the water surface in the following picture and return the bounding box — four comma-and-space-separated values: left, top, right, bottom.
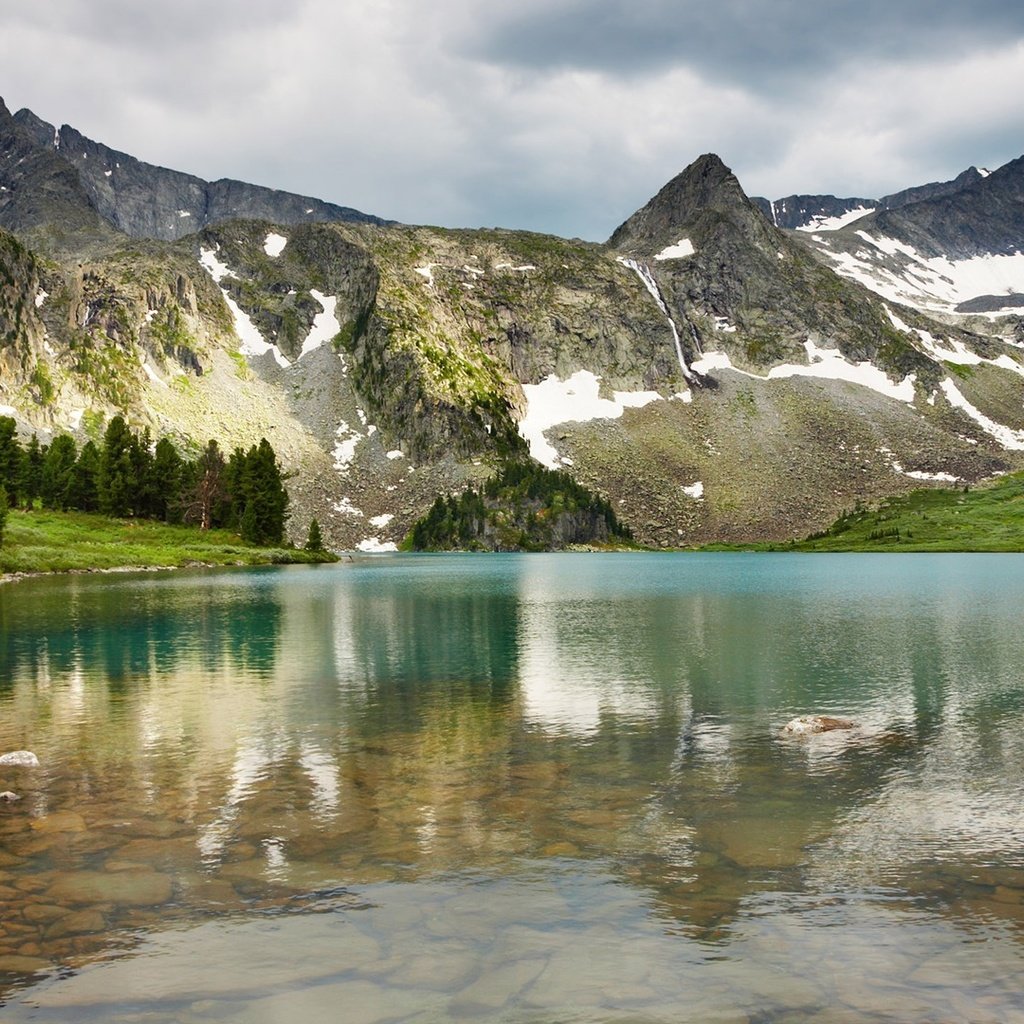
1, 554, 1022, 1022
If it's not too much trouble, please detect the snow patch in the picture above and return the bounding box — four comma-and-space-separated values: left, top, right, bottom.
714, 316, 737, 333
34, 289, 48, 308
199, 247, 290, 367
796, 206, 875, 233
300, 290, 340, 358
691, 340, 916, 402
518, 370, 663, 468
0, 404, 17, 417
333, 423, 362, 472
386, 450, 404, 460
356, 538, 398, 553
104, 169, 112, 178
494, 263, 537, 271
653, 238, 695, 261
263, 232, 287, 258
369, 514, 394, 528
333, 497, 363, 517
682, 481, 704, 499
414, 264, 436, 287
68, 409, 84, 430
940, 379, 1024, 450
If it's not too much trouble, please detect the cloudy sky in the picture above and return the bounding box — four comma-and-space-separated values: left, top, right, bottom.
2, 1, 1023, 240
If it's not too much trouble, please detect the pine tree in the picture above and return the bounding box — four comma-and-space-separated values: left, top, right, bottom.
0, 483, 7, 548
238, 438, 288, 544
98, 415, 135, 517
20, 434, 43, 509
0, 416, 24, 507
130, 427, 156, 518
40, 434, 77, 510
150, 438, 183, 523
305, 518, 324, 552
68, 441, 100, 512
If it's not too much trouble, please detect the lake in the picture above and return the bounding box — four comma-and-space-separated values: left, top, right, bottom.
1, 553, 1022, 1022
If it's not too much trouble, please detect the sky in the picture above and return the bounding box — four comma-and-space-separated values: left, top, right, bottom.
2, 0, 1023, 241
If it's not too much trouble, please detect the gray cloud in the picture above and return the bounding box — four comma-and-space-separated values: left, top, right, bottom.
464, 0, 1024, 92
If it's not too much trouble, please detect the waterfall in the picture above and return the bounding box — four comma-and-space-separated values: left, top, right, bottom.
769, 200, 778, 227
618, 257, 693, 380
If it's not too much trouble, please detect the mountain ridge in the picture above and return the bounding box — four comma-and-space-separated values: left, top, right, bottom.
1, 100, 1022, 552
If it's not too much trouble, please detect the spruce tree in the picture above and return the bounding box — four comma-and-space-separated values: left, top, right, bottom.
98, 416, 135, 517
305, 518, 324, 552
20, 435, 43, 509
0, 416, 24, 507
40, 434, 77, 510
238, 438, 288, 544
150, 438, 183, 523
68, 441, 100, 512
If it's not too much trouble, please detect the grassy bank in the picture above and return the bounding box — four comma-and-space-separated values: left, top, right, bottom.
705, 471, 1024, 552
0, 508, 337, 576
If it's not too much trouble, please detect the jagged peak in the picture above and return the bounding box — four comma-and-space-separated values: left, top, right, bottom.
607, 153, 769, 254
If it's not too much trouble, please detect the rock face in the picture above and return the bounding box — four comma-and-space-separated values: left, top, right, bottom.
752, 166, 985, 232
0, 98, 389, 252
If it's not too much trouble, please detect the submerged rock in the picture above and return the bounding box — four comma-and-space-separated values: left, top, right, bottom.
781, 715, 856, 735
0, 790, 21, 802
0, 750, 40, 767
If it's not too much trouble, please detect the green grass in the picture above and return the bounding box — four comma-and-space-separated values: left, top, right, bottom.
0, 509, 337, 575
769, 472, 1024, 552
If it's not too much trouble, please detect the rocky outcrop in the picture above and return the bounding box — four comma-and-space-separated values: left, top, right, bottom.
0, 98, 389, 253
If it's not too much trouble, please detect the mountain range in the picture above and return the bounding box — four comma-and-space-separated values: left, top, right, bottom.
1, 96, 1022, 549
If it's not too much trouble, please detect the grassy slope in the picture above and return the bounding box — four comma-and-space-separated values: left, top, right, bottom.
705, 471, 1024, 552
0, 509, 337, 575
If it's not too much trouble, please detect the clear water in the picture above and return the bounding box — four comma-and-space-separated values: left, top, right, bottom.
0, 553, 1022, 1022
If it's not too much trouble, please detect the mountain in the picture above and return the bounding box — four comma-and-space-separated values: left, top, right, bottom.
1, 101, 1022, 551
0, 98, 388, 253
752, 166, 986, 232
793, 157, 1024, 314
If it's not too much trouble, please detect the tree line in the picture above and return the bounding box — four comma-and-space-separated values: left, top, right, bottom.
0, 415, 290, 545
410, 461, 633, 551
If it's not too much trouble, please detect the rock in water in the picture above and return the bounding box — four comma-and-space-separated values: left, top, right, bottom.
0, 750, 40, 766
781, 716, 855, 735
0, 790, 21, 802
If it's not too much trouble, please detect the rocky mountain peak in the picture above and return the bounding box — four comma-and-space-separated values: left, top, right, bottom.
607, 153, 772, 256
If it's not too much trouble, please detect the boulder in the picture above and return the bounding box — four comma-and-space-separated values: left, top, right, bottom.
781, 715, 855, 735
0, 750, 40, 767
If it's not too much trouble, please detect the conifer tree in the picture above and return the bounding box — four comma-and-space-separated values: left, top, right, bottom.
68, 441, 100, 512
238, 438, 288, 544
305, 518, 324, 552
98, 415, 135, 517
20, 434, 43, 509
151, 437, 183, 523
40, 434, 77, 510
0, 483, 7, 547
0, 416, 24, 507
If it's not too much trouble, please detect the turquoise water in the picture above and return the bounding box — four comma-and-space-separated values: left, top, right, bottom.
0, 554, 1022, 1022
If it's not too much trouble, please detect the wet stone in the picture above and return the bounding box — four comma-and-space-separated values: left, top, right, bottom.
46, 870, 173, 907
30, 812, 87, 834
45, 909, 106, 939
22, 903, 68, 925
0, 954, 51, 973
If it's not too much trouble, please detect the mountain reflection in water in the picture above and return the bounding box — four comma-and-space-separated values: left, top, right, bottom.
0, 554, 1022, 1021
